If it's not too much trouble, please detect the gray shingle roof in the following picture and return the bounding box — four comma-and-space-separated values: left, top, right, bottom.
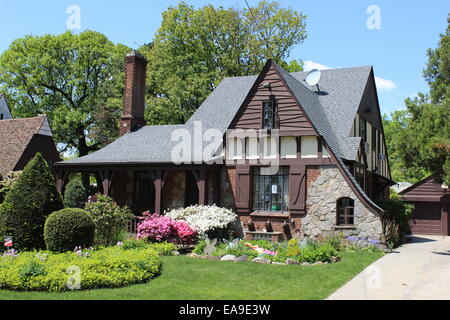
63, 125, 185, 164
61, 63, 372, 165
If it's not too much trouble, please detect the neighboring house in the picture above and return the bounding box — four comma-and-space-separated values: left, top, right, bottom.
392, 182, 412, 194
55, 51, 394, 241
0, 95, 12, 120
400, 176, 450, 235
0, 115, 60, 178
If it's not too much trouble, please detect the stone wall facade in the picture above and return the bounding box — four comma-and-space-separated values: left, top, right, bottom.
301, 165, 383, 241
162, 171, 186, 211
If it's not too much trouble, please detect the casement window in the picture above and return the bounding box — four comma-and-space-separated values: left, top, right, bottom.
336, 197, 355, 225
300, 136, 318, 158
252, 166, 289, 212
263, 99, 277, 129
134, 172, 155, 203
372, 126, 377, 152
359, 117, 367, 142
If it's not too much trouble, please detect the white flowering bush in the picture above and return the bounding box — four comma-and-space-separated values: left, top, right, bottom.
165, 205, 238, 240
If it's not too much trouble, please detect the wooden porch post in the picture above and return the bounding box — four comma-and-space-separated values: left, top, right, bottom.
197, 169, 208, 205
152, 169, 168, 214
98, 170, 115, 197
212, 169, 221, 206
55, 168, 70, 195
154, 170, 163, 214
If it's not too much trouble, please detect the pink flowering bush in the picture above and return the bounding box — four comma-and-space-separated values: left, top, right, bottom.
136, 211, 197, 246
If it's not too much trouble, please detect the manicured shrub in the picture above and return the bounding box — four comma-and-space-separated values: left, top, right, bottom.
297, 244, 338, 263
0, 246, 160, 291
84, 195, 133, 246
63, 178, 86, 208
136, 212, 197, 246
44, 208, 95, 252
165, 205, 237, 239
0, 154, 63, 250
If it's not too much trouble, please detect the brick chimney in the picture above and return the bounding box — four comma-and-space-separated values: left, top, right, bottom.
120, 50, 147, 136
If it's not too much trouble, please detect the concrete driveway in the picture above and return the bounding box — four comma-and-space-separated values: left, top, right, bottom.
327, 235, 450, 300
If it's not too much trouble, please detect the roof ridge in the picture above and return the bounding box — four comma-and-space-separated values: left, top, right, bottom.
220, 65, 373, 81
0, 114, 46, 122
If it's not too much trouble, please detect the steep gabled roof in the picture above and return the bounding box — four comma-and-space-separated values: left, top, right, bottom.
0, 115, 50, 177
60, 62, 374, 165
0, 94, 13, 120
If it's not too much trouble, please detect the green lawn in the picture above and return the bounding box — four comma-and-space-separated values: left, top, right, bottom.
0, 252, 382, 300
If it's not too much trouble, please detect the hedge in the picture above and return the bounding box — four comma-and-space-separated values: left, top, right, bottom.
0, 245, 160, 291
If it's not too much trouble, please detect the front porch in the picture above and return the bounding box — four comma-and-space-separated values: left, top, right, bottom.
54, 164, 222, 215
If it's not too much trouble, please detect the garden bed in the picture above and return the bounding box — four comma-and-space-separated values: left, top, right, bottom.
189, 238, 383, 266
0, 241, 176, 292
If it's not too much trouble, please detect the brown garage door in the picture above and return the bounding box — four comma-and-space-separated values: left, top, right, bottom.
409, 202, 442, 235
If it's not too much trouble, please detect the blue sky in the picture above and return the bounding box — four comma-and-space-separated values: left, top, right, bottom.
0, 0, 448, 116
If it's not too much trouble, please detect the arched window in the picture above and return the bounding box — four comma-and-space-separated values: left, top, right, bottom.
337, 197, 354, 225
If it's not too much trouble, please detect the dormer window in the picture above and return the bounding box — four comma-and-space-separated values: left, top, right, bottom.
263, 98, 277, 129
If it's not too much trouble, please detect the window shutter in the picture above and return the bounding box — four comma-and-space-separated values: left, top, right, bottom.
235, 165, 251, 213
289, 164, 306, 213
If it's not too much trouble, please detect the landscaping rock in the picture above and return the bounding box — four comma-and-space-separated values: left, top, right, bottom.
234, 255, 248, 262
186, 253, 199, 258
173, 251, 180, 256
285, 258, 299, 265
220, 254, 237, 261
252, 257, 271, 264
272, 262, 286, 265
312, 261, 323, 266
301, 262, 311, 266
206, 255, 220, 260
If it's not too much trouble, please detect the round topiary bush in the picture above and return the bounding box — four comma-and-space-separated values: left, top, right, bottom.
44, 208, 95, 252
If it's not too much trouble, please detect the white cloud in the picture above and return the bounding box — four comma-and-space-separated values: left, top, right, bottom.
303, 60, 330, 71
374, 76, 397, 91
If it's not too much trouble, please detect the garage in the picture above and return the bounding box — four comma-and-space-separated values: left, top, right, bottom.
399, 176, 450, 236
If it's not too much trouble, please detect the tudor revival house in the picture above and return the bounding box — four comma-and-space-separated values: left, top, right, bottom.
55, 51, 394, 241
0, 96, 60, 178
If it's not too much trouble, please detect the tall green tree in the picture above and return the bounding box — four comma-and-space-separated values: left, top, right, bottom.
384, 17, 450, 184
0, 30, 130, 156
143, 1, 306, 124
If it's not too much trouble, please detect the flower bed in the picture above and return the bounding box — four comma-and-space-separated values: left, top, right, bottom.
192, 239, 341, 265
191, 236, 384, 265
0, 241, 175, 291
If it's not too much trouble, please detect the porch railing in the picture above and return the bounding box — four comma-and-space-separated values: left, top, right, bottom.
128, 216, 145, 235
